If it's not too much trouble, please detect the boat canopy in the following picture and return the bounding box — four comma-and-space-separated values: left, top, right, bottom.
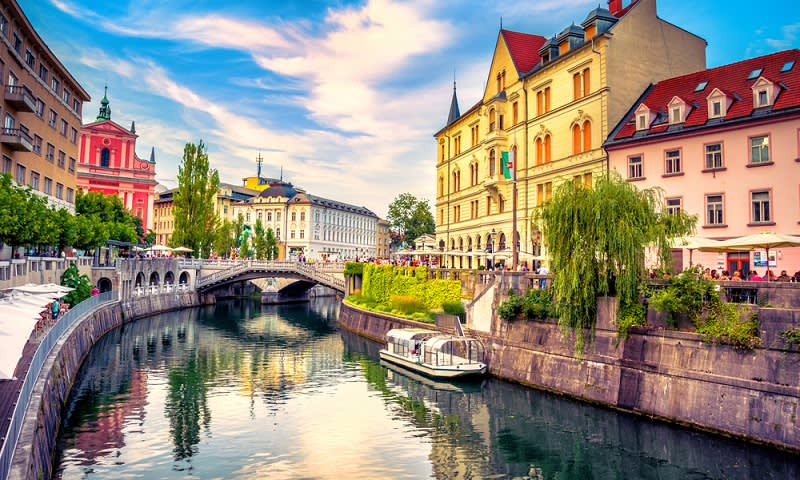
386, 328, 437, 346
423, 336, 485, 366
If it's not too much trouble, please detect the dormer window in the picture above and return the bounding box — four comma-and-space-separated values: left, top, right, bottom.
706, 88, 729, 119
637, 114, 647, 130
751, 77, 776, 108
634, 104, 653, 131
667, 96, 687, 125
711, 101, 722, 117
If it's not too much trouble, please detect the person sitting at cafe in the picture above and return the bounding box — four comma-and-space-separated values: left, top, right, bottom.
777, 270, 792, 282
719, 270, 730, 281
749, 270, 764, 282
731, 270, 743, 281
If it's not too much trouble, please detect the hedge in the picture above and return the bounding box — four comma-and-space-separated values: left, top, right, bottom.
361, 263, 460, 310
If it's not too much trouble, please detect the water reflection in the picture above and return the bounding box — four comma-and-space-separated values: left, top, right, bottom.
54, 299, 800, 480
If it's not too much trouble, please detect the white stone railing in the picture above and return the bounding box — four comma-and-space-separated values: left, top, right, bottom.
132, 283, 190, 297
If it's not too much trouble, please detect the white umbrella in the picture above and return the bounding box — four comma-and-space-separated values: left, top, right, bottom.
172, 246, 193, 253
713, 233, 800, 280
149, 244, 172, 252
672, 235, 728, 265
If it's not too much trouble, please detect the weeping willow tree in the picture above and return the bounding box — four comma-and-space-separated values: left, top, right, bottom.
538, 172, 696, 351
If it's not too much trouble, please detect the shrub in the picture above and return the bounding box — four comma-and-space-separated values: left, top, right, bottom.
498, 291, 524, 320
442, 300, 466, 322
343, 262, 364, 276
390, 295, 428, 315
522, 289, 556, 319
617, 300, 647, 340
781, 327, 800, 346
695, 305, 761, 349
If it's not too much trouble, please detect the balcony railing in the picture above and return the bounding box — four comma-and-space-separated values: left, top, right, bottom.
0, 127, 33, 151
4, 84, 36, 112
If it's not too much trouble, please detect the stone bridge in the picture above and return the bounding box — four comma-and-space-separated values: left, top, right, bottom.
190, 260, 345, 303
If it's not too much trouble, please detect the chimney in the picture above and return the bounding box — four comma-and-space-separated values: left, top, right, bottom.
608, 0, 623, 16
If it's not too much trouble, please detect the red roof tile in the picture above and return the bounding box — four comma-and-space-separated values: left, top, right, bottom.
610, 49, 800, 142
501, 29, 547, 74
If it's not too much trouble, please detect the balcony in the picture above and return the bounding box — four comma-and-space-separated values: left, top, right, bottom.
1, 127, 33, 151
4, 85, 36, 112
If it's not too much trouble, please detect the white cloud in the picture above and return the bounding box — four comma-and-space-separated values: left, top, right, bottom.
766, 22, 800, 49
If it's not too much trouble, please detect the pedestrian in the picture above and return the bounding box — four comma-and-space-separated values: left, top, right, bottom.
777, 270, 791, 282
51, 300, 59, 320
91, 286, 100, 296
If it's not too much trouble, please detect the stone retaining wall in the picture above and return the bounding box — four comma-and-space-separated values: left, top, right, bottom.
10, 292, 199, 480
338, 300, 800, 451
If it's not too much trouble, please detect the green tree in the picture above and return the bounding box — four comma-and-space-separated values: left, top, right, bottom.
212, 219, 235, 258
61, 263, 92, 307
55, 208, 78, 253
75, 190, 139, 243
144, 229, 156, 246
539, 172, 695, 351
171, 141, 220, 257
264, 227, 278, 260
387, 193, 435, 248
253, 218, 267, 259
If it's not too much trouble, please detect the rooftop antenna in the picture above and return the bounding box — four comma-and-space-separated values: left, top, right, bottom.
500, 16, 503, 29
256, 152, 263, 179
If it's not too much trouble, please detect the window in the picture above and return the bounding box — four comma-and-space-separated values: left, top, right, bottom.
486, 196, 491, 215
536, 91, 543, 116
70, 127, 78, 144
535, 137, 543, 165
32, 135, 42, 155
512, 101, 518, 125
300, 230, 304, 239
694, 81, 708, 92
711, 100, 722, 118
62, 89, 70, 104
706, 194, 724, 225
536, 182, 552, 206
46, 143, 54, 162
544, 87, 551, 112
757, 89, 769, 107
29, 171, 39, 190
48, 109, 57, 128
2, 156, 10, 174
666, 197, 682, 215
0, 14, 7, 36
489, 109, 496, 131
671, 107, 682, 124
544, 134, 551, 163
291, 212, 296, 221
582, 68, 590, 97
100, 148, 110, 167
665, 149, 681, 174
4, 112, 14, 130
57, 150, 65, 168
25, 49, 35, 69
68, 157, 75, 173
51, 77, 59, 94
56, 183, 64, 200
267, 211, 272, 222
12, 32, 21, 54
43, 177, 52, 195
300, 211, 305, 221
637, 113, 647, 130
573, 69, 590, 100
72, 98, 80, 114
751, 191, 771, 223
15, 163, 25, 184
782, 61, 795, 73
60, 119, 68, 136
573, 72, 581, 99
750, 136, 770, 164
276, 212, 281, 222
582, 120, 591, 151
489, 150, 496, 176
35, 98, 45, 118
704, 143, 723, 169
454, 135, 461, 155
747, 68, 763, 80
572, 124, 581, 154
471, 125, 479, 146
38, 64, 47, 83
291, 230, 295, 239
628, 155, 643, 179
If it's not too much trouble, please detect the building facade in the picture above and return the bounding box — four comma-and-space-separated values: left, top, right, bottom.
77, 90, 157, 230
152, 187, 175, 246
232, 180, 378, 261
0, 0, 90, 212
434, 0, 706, 269
606, 49, 800, 275
376, 218, 391, 259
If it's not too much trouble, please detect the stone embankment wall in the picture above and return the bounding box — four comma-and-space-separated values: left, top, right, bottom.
10, 293, 199, 480
337, 300, 800, 451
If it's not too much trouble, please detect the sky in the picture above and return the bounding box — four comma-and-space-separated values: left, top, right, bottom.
19, 0, 799, 218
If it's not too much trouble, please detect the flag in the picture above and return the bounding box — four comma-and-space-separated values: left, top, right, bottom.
502, 150, 514, 180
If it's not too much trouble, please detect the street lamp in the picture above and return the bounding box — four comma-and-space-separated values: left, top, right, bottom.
489, 228, 496, 270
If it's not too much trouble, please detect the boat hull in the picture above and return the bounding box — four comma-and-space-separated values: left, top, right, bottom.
379, 350, 486, 379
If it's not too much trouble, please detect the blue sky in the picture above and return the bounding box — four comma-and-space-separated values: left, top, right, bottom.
20, 0, 799, 217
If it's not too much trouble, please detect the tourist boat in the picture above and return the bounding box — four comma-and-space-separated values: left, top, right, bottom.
379, 328, 487, 379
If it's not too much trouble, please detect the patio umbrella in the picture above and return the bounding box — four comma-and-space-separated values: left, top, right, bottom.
149, 244, 172, 252
172, 246, 194, 253
672, 235, 727, 266
715, 233, 800, 281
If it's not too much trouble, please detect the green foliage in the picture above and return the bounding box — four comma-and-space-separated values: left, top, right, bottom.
781, 327, 800, 346
343, 262, 364, 276
441, 300, 465, 319
390, 295, 428, 315
617, 300, 647, 340
171, 140, 220, 257
60, 264, 92, 307
345, 293, 435, 323
695, 305, 761, 349
361, 263, 459, 310
386, 193, 435, 248
498, 288, 557, 321
538, 172, 696, 351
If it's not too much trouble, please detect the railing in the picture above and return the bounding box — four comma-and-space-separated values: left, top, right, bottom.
195, 260, 345, 292
132, 283, 190, 297
0, 290, 118, 480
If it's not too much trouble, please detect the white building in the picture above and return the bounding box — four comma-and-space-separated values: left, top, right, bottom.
232, 180, 378, 261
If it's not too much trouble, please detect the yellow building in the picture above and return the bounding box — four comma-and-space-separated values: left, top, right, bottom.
376, 218, 391, 259
152, 182, 259, 246
434, 0, 706, 270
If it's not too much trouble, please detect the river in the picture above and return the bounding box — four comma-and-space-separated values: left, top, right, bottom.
53, 298, 800, 479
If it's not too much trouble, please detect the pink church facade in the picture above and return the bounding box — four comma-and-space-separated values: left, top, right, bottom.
76, 90, 157, 231
606, 49, 800, 276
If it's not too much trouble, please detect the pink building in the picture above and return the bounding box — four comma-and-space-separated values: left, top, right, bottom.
606, 49, 800, 276
77, 88, 157, 230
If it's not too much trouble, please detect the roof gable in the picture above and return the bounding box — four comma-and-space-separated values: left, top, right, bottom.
501, 30, 546, 74
608, 49, 800, 143
81, 119, 137, 138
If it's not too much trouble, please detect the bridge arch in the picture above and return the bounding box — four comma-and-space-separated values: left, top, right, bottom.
179, 271, 190, 285
149, 271, 160, 286
164, 271, 175, 285
135, 272, 145, 287
97, 277, 112, 293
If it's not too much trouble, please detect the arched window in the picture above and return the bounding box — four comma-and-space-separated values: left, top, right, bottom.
582, 120, 592, 152
489, 150, 496, 176
499, 195, 505, 213
535, 138, 543, 165
572, 125, 581, 155
544, 134, 552, 162
100, 147, 110, 167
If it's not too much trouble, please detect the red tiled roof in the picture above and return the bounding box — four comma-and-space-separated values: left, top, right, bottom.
501, 29, 547, 74
611, 49, 800, 142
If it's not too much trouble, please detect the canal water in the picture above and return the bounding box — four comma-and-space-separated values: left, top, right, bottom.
53, 299, 800, 479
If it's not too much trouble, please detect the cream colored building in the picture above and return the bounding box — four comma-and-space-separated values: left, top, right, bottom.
232, 180, 378, 261
434, 0, 706, 269
376, 218, 391, 259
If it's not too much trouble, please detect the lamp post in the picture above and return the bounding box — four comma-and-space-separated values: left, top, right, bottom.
489, 228, 496, 270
